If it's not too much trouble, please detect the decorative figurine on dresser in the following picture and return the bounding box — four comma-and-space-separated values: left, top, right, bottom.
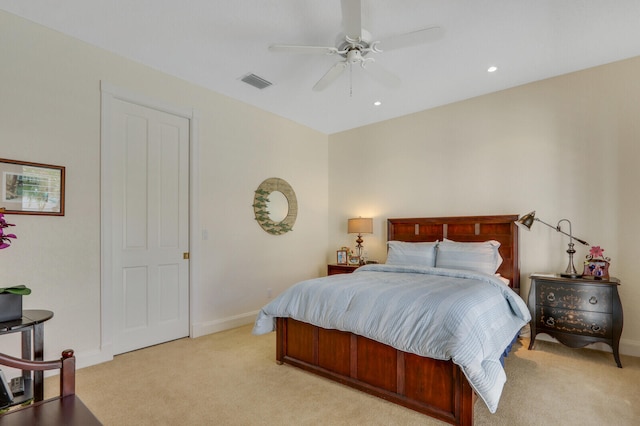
528, 246, 623, 368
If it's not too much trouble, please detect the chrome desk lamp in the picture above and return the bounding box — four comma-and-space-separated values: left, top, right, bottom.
516, 211, 589, 278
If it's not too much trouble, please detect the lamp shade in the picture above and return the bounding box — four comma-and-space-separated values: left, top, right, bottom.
516, 211, 536, 230
348, 217, 373, 234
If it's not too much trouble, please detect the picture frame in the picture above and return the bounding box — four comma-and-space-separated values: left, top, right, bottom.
348, 255, 360, 266
0, 158, 65, 216
336, 249, 348, 265
583, 259, 610, 279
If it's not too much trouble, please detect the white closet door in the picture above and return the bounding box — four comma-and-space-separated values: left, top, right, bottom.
109, 98, 190, 354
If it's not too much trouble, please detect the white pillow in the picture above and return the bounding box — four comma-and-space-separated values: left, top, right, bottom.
386, 241, 438, 267
495, 273, 510, 286
435, 239, 503, 275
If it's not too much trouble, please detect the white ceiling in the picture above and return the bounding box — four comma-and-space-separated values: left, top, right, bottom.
2, 0, 640, 134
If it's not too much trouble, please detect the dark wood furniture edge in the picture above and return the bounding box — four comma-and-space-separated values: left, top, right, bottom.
0, 394, 99, 426
0, 310, 55, 402
387, 215, 520, 290
327, 264, 360, 275
276, 318, 475, 426
0, 350, 101, 425
0, 349, 75, 400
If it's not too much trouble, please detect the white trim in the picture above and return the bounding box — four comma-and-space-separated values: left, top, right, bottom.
100, 82, 194, 119
99, 87, 114, 362
100, 81, 200, 362
191, 311, 260, 338
188, 109, 201, 337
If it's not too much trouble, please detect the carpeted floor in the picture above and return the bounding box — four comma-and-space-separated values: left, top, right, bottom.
45, 325, 640, 425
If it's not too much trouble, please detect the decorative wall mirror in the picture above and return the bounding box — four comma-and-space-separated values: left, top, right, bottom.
253, 177, 297, 235
0, 158, 65, 216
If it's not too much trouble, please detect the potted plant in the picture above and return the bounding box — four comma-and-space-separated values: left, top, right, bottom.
0, 209, 30, 322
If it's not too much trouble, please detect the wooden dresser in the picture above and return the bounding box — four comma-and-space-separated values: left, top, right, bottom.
528, 274, 623, 367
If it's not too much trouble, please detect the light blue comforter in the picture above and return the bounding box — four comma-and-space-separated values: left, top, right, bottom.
253, 264, 531, 413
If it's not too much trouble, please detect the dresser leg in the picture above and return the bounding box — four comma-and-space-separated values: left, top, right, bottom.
528, 334, 536, 350
613, 350, 622, 368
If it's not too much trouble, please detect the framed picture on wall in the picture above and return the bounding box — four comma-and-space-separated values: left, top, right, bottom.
337, 249, 348, 265
0, 158, 65, 216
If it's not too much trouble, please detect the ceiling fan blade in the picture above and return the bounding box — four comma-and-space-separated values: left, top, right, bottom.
376, 26, 444, 52
269, 44, 337, 55
341, 0, 362, 41
313, 61, 348, 91
363, 61, 401, 89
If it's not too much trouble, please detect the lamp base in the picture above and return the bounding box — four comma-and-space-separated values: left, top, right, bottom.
560, 273, 583, 278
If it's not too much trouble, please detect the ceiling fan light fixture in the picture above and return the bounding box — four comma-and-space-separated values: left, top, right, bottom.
268, 1, 443, 92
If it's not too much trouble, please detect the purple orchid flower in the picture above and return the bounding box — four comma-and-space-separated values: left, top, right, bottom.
0, 212, 17, 249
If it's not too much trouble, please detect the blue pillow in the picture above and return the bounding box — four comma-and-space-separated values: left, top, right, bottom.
386, 241, 438, 267
435, 239, 503, 275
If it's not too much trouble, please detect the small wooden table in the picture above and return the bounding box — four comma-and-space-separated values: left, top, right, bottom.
327, 264, 360, 275
0, 310, 54, 402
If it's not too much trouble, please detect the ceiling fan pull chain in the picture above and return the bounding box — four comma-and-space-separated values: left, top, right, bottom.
349, 64, 353, 97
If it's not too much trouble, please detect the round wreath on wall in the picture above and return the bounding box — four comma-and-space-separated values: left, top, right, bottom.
253, 177, 297, 235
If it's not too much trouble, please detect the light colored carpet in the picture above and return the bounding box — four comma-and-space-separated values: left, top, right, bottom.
45, 325, 639, 425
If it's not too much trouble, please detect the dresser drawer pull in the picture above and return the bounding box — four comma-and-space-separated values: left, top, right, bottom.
591, 324, 601, 332
545, 317, 555, 326
546, 292, 555, 302
589, 296, 598, 305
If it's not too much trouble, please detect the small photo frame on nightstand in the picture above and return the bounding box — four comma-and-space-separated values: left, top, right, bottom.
348, 255, 360, 266
337, 249, 348, 265
583, 259, 610, 279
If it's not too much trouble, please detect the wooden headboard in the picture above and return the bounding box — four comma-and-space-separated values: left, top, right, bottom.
387, 215, 520, 290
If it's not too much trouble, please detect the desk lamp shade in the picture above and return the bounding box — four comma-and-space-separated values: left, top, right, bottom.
515, 211, 536, 230
348, 217, 373, 264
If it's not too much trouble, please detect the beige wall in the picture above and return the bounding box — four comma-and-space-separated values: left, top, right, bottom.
329, 57, 640, 356
0, 11, 328, 365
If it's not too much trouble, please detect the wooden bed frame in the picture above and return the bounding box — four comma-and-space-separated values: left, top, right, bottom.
275, 215, 520, 426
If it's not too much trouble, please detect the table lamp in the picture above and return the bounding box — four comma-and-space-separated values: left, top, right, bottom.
516, 211, 589, 278
348, 217, 373, 265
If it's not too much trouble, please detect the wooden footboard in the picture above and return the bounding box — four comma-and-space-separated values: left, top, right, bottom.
276, 317, 476, 426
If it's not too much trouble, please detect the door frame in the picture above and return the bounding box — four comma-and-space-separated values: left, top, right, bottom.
99, 81, 200, 361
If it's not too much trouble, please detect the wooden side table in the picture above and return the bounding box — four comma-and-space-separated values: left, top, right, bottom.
528, 274, 623, 367
327, 264, 360, 275
0, 310, 54, 401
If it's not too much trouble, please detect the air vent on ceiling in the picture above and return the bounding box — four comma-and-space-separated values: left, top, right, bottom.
240, 73, 272, 89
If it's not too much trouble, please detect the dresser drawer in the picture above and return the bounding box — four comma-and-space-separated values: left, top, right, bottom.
537, 306, 612, 338
536, 280, 612, 314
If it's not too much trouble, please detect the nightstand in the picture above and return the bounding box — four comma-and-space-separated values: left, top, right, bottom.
528, 274, 623, 367
327, 264, 360, 275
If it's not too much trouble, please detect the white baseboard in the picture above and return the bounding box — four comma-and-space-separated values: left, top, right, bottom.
190, 310, 259, 338
75, 347, 115, 370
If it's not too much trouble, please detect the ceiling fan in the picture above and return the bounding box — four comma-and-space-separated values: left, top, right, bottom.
269, 0, 444, 92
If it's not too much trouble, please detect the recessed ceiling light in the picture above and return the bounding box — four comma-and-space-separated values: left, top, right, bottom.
373, 101, 382, 106
487, 66, 498, 73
